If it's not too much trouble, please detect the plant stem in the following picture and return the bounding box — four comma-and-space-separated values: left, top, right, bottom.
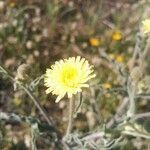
65, 97, 74, 137
31, 128, 37, 150
126, 74, 137, 118
143, 36, 150, 60
22, 86, 53, 126
0, 64, 61, 136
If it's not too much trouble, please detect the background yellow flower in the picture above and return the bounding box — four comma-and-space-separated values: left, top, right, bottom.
142, 19, 150, 34
112, 30, 122, 41
44, 56, 96, 102
89, 37, 101, 47
103, 83, 112, 89
115, 55, 124, 63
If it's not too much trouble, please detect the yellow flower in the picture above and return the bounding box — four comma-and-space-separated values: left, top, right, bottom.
44, 56, 96, 103
9, 2, 16, 8
108, 54, 115, 60
89, 38, 101, 47
112, 30, 122, 41
103, 83, 112, 89
142, 19, 150, 34
115, 55, 124, 63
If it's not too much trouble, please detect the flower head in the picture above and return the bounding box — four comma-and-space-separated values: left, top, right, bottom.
141, 19, 150, 34
103, 83, 112, 89
44, 56, 96, 102
89, 37, 101, 47
111, 30, 122, 41
115, 55, 124, 63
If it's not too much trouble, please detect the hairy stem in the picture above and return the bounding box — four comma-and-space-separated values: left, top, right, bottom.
127, 81, 136, 117
65, 97, 74, 137
31, 128, 37, 150
143, 36, 150, 60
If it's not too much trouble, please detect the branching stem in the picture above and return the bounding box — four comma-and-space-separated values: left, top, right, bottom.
0, 64, 60, 135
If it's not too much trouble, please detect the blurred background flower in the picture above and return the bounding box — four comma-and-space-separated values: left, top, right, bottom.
89, 37, 101, 47
142, 19, 150, 34
111, 30, 122, 41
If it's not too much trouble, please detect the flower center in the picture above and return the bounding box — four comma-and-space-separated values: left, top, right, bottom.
61, 66, 77, 87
